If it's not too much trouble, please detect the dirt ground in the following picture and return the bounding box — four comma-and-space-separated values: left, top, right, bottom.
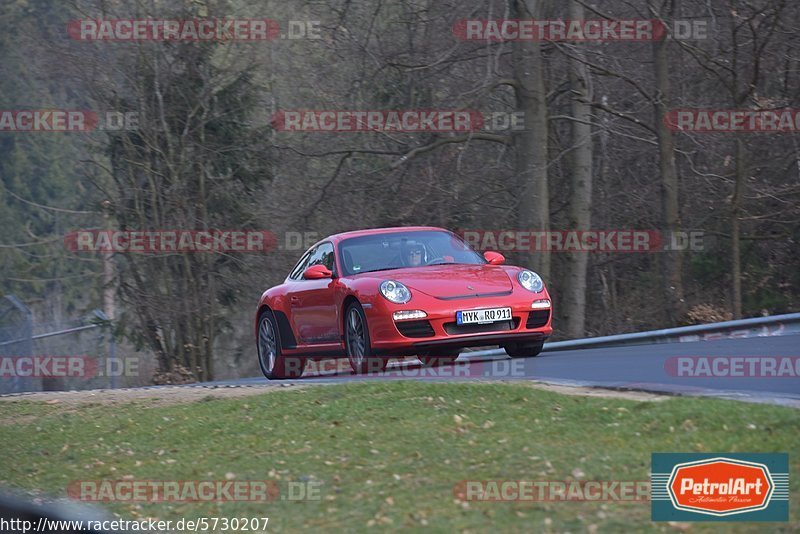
0, 379, 666, 418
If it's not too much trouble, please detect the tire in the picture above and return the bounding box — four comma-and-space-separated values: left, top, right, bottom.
344, 302, 387, 374
418, 351, 460, 367
257, 310, 304, 379
503, 341, 544, 359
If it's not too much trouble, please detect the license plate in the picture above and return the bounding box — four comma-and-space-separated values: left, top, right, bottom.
456, 307, 512, 325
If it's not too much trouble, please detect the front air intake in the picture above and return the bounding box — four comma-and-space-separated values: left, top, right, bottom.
526, 310, 550, 329
396, 320, 435, 338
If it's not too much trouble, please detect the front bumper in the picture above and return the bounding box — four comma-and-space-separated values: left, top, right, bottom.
365, 291, 552, 355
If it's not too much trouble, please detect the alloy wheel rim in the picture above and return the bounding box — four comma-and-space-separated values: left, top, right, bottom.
347, 308, 365, 367
259, 317, 277, 373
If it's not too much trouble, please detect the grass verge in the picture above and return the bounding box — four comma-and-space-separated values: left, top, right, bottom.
0, 381, 797, 532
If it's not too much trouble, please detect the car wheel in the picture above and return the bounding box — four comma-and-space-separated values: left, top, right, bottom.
418, 351, 459, 367
257, 310, 304, 379
345, 302, 387, 374
503, 341, 544, 359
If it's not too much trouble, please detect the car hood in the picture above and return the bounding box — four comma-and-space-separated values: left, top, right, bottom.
378, 264, 515, 299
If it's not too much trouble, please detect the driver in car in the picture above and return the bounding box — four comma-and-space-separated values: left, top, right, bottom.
401, 242, 425, 267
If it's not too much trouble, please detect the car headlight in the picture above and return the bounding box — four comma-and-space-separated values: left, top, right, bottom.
517, 270, 544, 293
380, 280, 412, 303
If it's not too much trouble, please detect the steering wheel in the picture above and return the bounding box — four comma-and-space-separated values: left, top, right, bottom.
426, 256, 447, 265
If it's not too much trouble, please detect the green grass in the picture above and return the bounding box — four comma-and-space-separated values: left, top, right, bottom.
0, 382, 798, 532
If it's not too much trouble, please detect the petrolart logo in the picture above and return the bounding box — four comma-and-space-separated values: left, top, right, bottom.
652, 453, 789, 521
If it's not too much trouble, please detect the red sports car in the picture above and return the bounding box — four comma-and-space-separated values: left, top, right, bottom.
255, 226, 552, 379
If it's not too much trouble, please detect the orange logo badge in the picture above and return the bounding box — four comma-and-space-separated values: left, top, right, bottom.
668, 458, 773, 516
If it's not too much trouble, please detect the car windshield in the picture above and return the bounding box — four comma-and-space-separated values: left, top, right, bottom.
338, 230, 485, 276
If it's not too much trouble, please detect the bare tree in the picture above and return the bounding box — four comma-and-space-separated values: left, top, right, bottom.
560, 0, 594, 337
651, 0, 686, 323
511, 0, 551, 279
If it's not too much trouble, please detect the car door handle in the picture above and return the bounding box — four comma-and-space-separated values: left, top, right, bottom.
290, 296, 300, 304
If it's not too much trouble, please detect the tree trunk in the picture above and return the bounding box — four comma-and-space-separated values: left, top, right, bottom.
652, 3, 686, 324
102, 208, 116, 321
511, 0, 550, 280
731, 138, 744, 318
561, 0, 593, 338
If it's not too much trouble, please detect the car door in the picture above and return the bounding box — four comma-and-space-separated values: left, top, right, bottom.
287, 242, 340, 345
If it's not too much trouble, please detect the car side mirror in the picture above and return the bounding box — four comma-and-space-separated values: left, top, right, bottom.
483, 251, 505, 265
302, 264, 333, 279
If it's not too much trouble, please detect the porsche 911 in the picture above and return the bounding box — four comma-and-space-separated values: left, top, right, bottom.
255, 226, 552, 379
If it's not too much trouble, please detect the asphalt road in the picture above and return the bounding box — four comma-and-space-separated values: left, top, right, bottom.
217, 334, 800, 405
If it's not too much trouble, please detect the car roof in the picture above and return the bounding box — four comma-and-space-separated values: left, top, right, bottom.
323, 226, 450, 246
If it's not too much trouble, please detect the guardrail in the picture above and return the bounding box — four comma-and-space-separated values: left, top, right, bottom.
542, 312, 800, 352
0, 306, 115, 394
465, 312, 800, 358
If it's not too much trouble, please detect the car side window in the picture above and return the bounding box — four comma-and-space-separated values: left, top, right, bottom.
306, 242, 335, 274
288, 247, 315, 280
